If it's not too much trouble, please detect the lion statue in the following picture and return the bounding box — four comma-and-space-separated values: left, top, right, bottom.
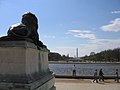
0, 12, 46, 48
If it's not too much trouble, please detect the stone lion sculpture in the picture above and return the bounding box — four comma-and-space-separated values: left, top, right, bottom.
0, 12, 46, 48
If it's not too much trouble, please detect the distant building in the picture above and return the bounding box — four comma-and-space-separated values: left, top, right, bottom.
90, 52, 95, 55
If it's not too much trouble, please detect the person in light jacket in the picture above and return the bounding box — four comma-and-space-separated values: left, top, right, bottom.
93, 69, 98, 83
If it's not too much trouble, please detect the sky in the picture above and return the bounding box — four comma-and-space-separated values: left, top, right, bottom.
0, 0, 120, 57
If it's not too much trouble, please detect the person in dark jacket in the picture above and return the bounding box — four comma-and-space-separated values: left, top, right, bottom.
115, 69, 119, 83
99, 69, 104, 81
72, 64, 76, 77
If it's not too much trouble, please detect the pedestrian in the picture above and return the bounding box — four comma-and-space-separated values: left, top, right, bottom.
93, 69, 98, 83
72, 64, 76, 77
115, 69, 119, 83
99, 69, 104, 81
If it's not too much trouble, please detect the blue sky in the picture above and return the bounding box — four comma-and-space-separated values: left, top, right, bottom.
0, 0, 120, 57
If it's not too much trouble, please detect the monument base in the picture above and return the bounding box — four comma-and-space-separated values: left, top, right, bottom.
0, 74, 56, 90
0, 41, 56, 90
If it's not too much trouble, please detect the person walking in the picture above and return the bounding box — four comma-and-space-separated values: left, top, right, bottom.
72, 64, 76, 77
99, 69, 104, 81
93, 69, 98, 83
115, 69, 119, 83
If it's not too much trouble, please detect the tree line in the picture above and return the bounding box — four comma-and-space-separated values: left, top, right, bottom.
81, 48, 120, 62
48, 52, 70, 61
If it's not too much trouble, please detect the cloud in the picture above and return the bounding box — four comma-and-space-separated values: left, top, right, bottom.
44, 35, 55, 39
0, 34, 7, 37
87, 39, 120, 53
111, 10, 120, 14
69, 30, 91, 33
67, 29, 96, 39
89, 39, 120, 47
74, 33, 96, 39
52, 46, 77, 57
69, 30, 81, 33
100, 18, 120, 32
50, 39, 120, 57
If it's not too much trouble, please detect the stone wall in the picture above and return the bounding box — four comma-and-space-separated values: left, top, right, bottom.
0, 41, 50, 83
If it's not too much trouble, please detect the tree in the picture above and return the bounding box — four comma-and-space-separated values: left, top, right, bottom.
48, 52, 62, 61
48, 52, 70, 61
81, 48, 120, 62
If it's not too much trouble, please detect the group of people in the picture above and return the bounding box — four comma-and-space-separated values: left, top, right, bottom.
93, 69, 119, 83
72, 64, 119, 83
93, 69, 104, 83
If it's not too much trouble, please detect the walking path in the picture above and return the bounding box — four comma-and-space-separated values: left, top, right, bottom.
55, 78, 120, 90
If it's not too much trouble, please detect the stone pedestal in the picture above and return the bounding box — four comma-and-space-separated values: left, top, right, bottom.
0, 41, 56, 90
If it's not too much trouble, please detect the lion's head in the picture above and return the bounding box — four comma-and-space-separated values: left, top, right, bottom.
22, 12, 38, 31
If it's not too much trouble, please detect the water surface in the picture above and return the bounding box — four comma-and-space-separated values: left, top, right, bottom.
49, 63, 120, 76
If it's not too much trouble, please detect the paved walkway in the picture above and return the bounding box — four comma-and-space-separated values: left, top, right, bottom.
55, 78, 120, 90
